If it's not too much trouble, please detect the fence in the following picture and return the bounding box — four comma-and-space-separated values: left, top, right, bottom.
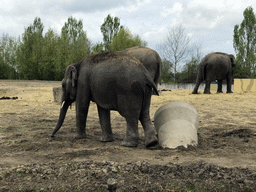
234, 79, 256, 93
54, 79, 254, 103
158, 83, 234, 91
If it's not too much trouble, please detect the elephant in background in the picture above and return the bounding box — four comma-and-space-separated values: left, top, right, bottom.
51, 51, 158, 148
121, 46, 162, 94
192, 52, 235, 94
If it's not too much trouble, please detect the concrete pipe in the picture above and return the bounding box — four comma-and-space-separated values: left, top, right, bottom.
154, 102, 199, 132
53, 86, 62, 103
154, 102, 199, 149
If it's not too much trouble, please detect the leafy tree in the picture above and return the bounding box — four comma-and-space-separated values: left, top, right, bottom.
233, 6, 256, 77
8, 16, 91, 80
55, 17, 90, 80
161, 59, 174, 83
54, 26, 70, 80
180, 57, 199, 80
74, 29, 90, 61
179, 46, 202, 81
16, 17, 44, 80
40, 28, 58, 80
61, 16, 90, 63
110, 27, 147, 51
100, 14, 123, 51
0, 35, 11, 79
91, 42, 104, 54
0, 34, 18, 79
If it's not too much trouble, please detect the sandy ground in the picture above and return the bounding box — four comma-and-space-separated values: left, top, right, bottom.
0, 80, 256, 191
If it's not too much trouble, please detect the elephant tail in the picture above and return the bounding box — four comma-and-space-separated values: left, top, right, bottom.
145, 72, 159, 96
155, 55, 162, 86
196, 62, 205, 83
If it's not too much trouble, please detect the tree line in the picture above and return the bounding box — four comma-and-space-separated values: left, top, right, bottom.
0, 15, 146, 80
1, 7, 256, 82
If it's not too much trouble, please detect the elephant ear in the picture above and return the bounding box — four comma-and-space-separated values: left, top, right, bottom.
66, 65, 77, 87
229, 55, 235, 67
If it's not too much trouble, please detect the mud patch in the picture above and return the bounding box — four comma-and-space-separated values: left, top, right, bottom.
0, 96, 18, 100
214, 128, 254, 138
1, 160, 256, 191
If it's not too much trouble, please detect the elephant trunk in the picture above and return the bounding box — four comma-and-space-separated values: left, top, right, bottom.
51, 101, 70, 137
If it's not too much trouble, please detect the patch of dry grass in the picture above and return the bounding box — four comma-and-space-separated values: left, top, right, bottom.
151, 87, 256, 131
1, 80, 256, 169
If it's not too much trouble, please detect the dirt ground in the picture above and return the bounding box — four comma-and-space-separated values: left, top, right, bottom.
0, 80, 256, 191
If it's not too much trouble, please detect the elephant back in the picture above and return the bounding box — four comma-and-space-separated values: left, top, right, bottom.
87, 51, 126, 64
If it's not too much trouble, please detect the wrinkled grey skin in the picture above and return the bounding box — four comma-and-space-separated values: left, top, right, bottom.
121, 46, 162, 94
51, 51, 158, 148
192, 52, 235, 94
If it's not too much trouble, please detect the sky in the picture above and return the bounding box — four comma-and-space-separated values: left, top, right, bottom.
1, 0, 256, 64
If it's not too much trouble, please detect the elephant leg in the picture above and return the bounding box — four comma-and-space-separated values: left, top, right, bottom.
97, 105, 113, 142
226, 77, 233, 93
192, 82, 200, 94
217, 80, 223, 93
140, 111, 158, 148
75, 91, 90, 139
75, 103, 89, 139
121, 118, 139, 147
139, 94, 158, 148
117, 94, 140, 147
204, 81, 211, 94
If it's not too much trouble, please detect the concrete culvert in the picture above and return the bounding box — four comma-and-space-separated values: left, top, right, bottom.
154, 102, 199, 149
53, 86, 62, 103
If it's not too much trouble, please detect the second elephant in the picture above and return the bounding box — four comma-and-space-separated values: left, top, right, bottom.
121, 46, 162, 94
192, 52, 235, 94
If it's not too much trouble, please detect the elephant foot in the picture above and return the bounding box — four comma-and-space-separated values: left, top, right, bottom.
203, 91, 211, 94
74, 132, 86, 139
121, 137, 138, 147
145, 135, 158, 148
227, 91, 233, 93
192, 91, 198, 94
49, 135, 55, 142
217, 91, 223, 93
101, 134, 114, 142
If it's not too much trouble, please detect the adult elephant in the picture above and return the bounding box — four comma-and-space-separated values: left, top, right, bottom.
121, 46, 162, 94
51, 51, 158, 148
192, 52, 235, 94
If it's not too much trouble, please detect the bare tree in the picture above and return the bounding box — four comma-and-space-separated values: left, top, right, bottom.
159, 25, 192, 82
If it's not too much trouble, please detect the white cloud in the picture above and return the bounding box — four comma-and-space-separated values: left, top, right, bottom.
189, 0, 225, 8
1, 0, 256, 56
161, 3, 183, 17
209, 15, 224, 29
0, 1, 14, 12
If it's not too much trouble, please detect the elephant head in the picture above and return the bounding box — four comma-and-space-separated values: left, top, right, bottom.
229, 54, 235, 66
51, 65, 77, 137
61, 65, 77, 104
228, 54, 235, 75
